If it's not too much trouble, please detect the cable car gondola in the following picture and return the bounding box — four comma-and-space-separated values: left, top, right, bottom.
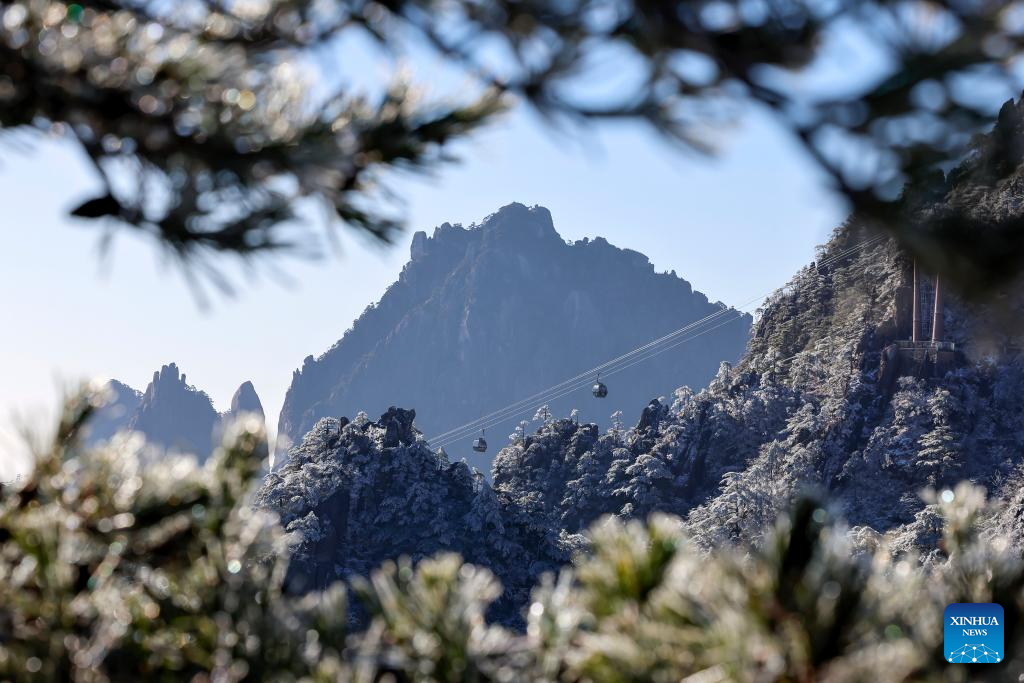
472, 429, 488, 453
427, 236, 882, 455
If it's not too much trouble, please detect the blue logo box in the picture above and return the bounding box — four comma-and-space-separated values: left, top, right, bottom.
944, 603, 1004, 664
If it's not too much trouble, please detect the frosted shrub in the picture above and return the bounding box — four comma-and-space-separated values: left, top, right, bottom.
4, 387, 1024, 681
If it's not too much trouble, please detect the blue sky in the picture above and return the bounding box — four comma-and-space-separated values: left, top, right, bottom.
5, 19, 931, 475
0, 101, 844, 476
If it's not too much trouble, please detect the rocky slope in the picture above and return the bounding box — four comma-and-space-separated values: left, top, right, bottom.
255, 408, 576, 624
86, 363, 265, 461
489, 99, 1024, 544
493, 219, 1024, 545
278, 202, 751, 470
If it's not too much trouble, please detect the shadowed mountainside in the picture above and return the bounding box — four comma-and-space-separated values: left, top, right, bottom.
256, 408, 574, 625
278, 202, 752, 470
86, 363, 265, 461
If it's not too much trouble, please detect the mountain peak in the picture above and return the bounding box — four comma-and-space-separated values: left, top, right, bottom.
230, 381, 265, 419
278, 204, 751, 470
152, 362, 185, 388
130, 363, 219, 457
86, 366, 265, 461
480, 202, 557, 241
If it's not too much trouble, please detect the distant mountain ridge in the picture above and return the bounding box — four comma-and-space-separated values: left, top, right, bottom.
278, 203, 752, 469
86, 363, 265, 460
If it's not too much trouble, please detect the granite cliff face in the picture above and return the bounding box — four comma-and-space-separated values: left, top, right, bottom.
86, 363, 265, 461
278, 203, 752, 469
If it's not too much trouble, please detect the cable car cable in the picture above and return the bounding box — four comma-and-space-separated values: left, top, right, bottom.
427, 233, 887, 449
429, 234, 886, 448
431, 308, 755, 450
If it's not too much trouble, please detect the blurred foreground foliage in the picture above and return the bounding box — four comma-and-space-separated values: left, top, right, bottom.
5, 0, 1024, 294
4, 386, 1024, 681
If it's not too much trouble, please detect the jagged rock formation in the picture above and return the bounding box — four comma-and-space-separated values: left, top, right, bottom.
255, 409, 576, 624
127, 363, 221, 456
85, 364, 265, 461
229, 381, 265, 422
278, 202, 751, 470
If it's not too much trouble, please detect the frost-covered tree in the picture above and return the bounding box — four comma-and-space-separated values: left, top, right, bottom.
608, 410, 624, 442
13, 387, 1024, 680
917, 389, 964, 486
559, 443, 616, 532
256, 407, 570, 623
517, 420, 530, 442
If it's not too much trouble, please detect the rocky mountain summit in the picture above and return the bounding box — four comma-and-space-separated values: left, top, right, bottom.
86, 363, 265, 461
230, 380, 265, 420
278, 202, 751, 470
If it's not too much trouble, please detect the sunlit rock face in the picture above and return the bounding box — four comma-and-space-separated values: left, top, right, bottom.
278, 202, 752, 470
85, 364, 264, 462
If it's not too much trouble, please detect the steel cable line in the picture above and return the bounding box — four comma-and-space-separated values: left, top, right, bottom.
427, 299, 761, 445
432, 304, 761, 448
430, 234, 887, 449
425, 298, 761, 443
432, 308, 756, 450
593, 234, 890, 383
431, 286, 791, 449
427, 233, 887, 448
423, 231, 883, 446
595, 312, 751, 382
428, 234, 886, 448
